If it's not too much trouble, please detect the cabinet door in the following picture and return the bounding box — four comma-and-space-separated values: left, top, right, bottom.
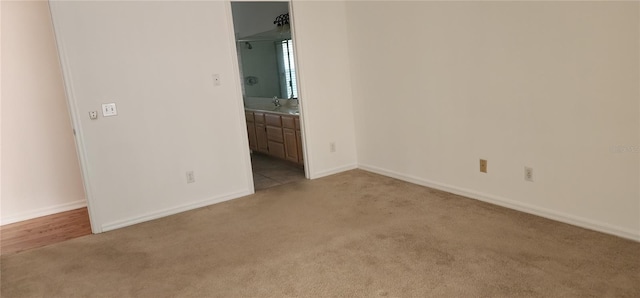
294, 117, 301, 130
255, 123, 269, 153
295, 129, 303, 164
283, 128, 298, 163
246, 121, 257, 151
267, 141, 285, 159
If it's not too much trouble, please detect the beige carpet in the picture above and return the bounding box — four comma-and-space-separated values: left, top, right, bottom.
2, 170, 639, 297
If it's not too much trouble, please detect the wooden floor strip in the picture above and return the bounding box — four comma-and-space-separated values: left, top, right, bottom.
1, 208, 92, 255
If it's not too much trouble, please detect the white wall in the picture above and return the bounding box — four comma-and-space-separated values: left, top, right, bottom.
6, 0, 635, 242
50, 1, 253, 232
48, 0, 359, 232
292, 0, 358, 178
1, 0, 86, 225
0, 1, 2, 224
347, 1, 640, 240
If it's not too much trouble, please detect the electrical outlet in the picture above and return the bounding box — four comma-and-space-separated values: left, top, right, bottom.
330, 142, 336, 153
186, 171, 195, 184
480, 159, 487, 173
524, 167, 533, 182
89, 111, 98, 120
102, 103, 117, 117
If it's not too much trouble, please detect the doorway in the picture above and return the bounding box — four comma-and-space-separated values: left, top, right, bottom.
230, 1, 306, 191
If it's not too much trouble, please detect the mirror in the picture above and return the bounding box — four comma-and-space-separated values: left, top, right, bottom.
238, 38, 298, 99
231, 0, 298, 100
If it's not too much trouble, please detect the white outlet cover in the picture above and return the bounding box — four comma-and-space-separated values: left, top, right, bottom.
525, 167, 534, 182
102, 103, 117, 117
186, 171, 195, 183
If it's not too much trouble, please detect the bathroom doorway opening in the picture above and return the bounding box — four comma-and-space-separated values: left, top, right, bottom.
230, 1, 307, 191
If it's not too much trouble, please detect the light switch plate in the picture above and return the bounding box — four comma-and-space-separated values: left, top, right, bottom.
102, 103, 117, 117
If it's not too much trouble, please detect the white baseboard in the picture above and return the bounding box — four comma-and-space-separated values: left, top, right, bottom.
101, 190, 252, 232
310, 163, 358, 179
359, 163, 640, 242
1, 200, 87, 226
101, 161, 358, 232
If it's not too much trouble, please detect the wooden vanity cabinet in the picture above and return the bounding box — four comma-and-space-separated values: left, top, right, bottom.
245, 110, 303, 165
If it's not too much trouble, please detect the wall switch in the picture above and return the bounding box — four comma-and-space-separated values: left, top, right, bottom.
525, 167, 533, 182
89, 111, 98, 120
330, 142, 336, 153
102, 103, 117, 117
480, 159, 487, 173
186, 171, 195, 184
213, 74, 221, 86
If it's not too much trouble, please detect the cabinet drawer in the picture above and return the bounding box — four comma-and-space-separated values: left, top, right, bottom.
265, 114, 281, 127
294, 117, 301, 130
254, 112, 265, 124
266, 126, 283, 143
245, 111, 254, 122
282, 116, 295, 129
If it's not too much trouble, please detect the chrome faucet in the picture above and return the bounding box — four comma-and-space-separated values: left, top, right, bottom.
273, 96, 281, 107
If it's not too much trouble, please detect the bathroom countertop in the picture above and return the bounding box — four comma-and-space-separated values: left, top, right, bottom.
244, 105, 300, 116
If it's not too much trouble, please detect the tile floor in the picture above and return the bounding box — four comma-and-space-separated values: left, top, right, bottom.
251, 154, 306, 191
